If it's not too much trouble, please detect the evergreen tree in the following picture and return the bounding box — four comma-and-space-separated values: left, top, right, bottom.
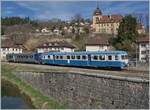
112, 15, 138, 53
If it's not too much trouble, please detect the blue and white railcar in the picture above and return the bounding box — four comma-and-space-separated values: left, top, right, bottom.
6, 53, 42, 64
41, 51, 128, 69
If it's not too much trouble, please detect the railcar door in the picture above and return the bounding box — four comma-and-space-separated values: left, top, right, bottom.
87, 54, 91, 66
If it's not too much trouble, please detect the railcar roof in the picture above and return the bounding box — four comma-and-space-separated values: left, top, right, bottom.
43, 51, 128, 55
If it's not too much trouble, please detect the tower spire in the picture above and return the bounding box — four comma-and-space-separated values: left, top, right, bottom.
96, 1, 99, 9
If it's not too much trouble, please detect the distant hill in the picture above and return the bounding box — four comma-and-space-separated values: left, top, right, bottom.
1, 16, 38, 26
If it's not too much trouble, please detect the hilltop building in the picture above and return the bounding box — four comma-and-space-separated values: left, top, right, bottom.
137, 36, 149, 62
37, 41, 76, 53
92, 5, 145, 34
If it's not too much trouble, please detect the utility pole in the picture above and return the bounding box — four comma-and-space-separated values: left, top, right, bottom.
135, 40, 138, 67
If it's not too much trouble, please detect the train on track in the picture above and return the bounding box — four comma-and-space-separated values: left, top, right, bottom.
6, 51, 128, 70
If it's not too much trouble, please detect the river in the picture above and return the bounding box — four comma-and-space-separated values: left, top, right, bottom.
1, 79, 34, 109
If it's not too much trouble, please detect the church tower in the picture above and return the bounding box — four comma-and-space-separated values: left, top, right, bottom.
92, 2, 102, 32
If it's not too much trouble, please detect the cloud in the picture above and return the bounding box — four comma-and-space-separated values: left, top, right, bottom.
15, 1, 40, 11
2, 1, 149, 21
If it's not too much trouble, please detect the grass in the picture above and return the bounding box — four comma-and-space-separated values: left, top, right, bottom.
1, 63, 66, 109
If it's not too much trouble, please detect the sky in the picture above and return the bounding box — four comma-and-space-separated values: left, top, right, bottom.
1, 1, 149, 21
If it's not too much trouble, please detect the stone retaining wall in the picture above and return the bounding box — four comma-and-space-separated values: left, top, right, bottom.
14, 71, 149, 109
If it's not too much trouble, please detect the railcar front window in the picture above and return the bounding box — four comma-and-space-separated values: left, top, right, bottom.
121, 55, 128, 60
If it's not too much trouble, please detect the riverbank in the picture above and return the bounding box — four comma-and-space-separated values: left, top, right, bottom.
1, 63, 66, 109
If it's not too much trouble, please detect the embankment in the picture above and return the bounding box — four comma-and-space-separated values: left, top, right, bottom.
14, 71, 149, 109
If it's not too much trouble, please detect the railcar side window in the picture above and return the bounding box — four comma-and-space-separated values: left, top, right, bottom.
82, 55, 86, 60
108, 55, 112, 60
67, 56, 70, 59
93, 56, 98, 60
71, 56, 75, 59
60, 56, 63, 59
115, 55, 119, 60
99, 55, 105, 60
48, 55, 50, 59
77, 56, 80, 59
56, 56, 59, 59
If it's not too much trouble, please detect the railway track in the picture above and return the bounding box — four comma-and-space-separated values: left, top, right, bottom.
2, 62, 149, 80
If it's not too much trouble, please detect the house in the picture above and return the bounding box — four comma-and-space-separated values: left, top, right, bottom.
85, 37, 111, 51
137, 23, 145, 34
92, 5, 145, 34
1, 39, 23, 61
53, 29, 60, 35
41, 27, 50, 33
137, 36, 149, 62
37, 41, 76, 53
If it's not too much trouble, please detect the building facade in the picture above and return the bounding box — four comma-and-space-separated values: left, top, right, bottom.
85, 37, 111, 52
1, 39, 22, 61
92, 6, 145, 34
137, 37, 149, 62
37, 41, 75, 53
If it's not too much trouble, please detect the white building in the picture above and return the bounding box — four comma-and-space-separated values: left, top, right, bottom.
41, 27, 50, 33
1, 40, 22, 61
137, 37, 149, 62
86, 37, 111, 52
37, 41, 75, 53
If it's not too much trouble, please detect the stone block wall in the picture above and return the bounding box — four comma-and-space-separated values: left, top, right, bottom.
14, 72, 149, 109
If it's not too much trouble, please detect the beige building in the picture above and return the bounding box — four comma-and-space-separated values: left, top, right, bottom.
37, 41, 75, 53
85, 37, 111, 52
92, 6, 145, 34
1, 39, 22, 61
137, 36, 149, 62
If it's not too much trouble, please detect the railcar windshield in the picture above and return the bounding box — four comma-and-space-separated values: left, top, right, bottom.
121, 55, 128, 60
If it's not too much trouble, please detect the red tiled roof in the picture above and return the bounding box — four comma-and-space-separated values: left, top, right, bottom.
137, 23, 144, 29
137, 37, 149, 43
86, 37, 109, 45
97, 15, 123, 23
37, 41, 76, 49
1, 39, 23, 48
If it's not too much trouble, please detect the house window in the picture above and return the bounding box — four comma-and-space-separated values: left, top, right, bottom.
2, 48, 5, 51
141, 51, 146, 54
141, 44, 146, 47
